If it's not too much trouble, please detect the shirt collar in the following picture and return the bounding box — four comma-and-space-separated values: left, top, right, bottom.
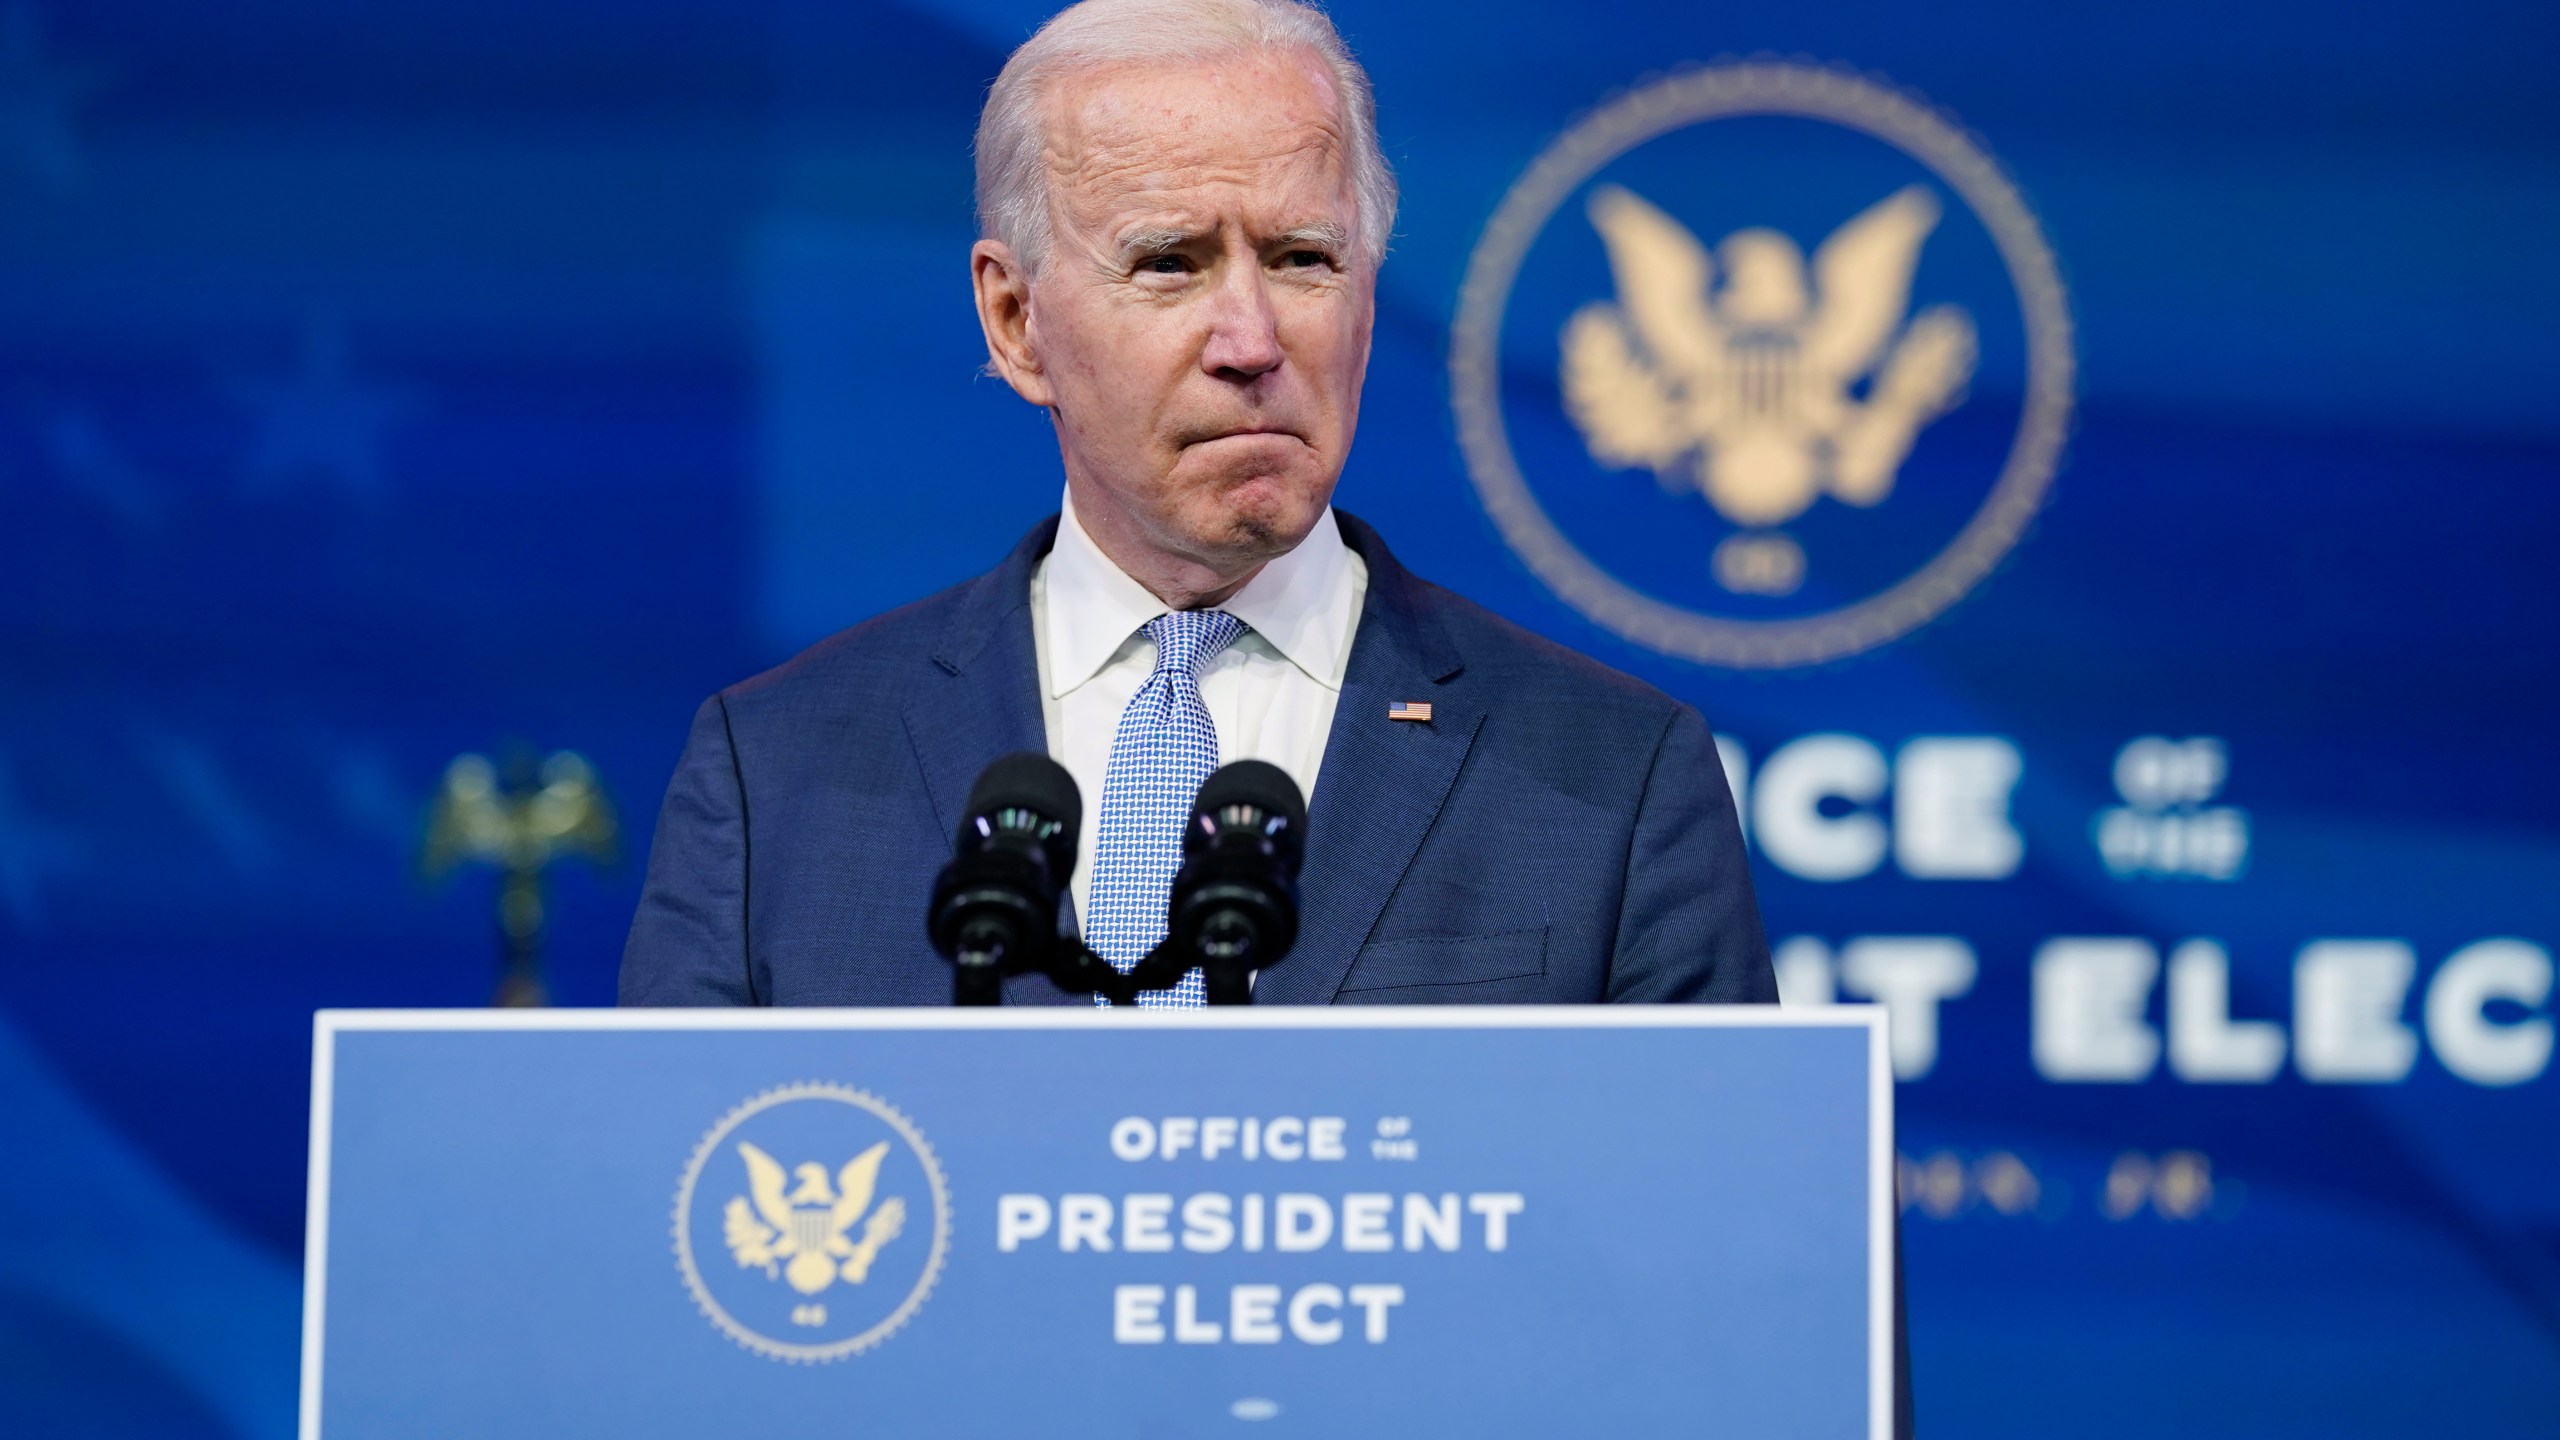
1042, 490, 1359, 698
1217, 506, 1357, 691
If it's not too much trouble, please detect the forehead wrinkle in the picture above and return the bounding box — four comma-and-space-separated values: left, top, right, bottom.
1059, 123, 1345, 199
1039, 54, 1353, 229
1053, 47, 1342, 138
1057, 134, 1355, 255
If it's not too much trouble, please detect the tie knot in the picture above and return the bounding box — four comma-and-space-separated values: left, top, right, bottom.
1145, 609, 1244, 679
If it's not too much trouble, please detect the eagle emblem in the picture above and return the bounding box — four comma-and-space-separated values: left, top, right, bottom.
1560, 183, 1978, 545
721, 1140, 907, 1303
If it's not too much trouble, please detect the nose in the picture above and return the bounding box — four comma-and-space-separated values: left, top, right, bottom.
1199, 263, 1284, 383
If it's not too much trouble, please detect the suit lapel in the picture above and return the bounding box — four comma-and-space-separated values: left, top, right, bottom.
1255, 514, 1477, 1006
899, 516, 1079, 1006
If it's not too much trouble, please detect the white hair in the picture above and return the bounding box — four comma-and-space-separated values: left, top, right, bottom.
974, 0, 1397, 273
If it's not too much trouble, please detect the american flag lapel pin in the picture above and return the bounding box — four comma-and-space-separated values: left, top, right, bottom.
1388, 700, 1433, 722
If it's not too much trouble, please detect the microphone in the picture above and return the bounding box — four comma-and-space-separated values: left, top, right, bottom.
1166, 760, 1306, 1004
928, 752, 1080, 1005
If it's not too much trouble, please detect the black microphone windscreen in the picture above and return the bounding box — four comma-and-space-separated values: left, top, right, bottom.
966, 751, 1082, 836
1194, 759, 1306, 831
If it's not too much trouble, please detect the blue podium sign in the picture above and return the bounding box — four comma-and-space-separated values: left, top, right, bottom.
300, 1008, 1890, 1438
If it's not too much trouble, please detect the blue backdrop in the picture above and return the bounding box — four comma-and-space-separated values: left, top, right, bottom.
1, 1, 2554, 1435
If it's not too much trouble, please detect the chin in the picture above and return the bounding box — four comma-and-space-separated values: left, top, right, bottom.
1205, 474, 1325, 556
1169, 445, 1331, 557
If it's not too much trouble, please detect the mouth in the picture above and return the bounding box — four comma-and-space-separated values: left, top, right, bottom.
1186, 424, 1303, 446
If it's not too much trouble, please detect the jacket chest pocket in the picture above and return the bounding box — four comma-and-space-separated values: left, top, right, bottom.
1338, 926, 1549, 995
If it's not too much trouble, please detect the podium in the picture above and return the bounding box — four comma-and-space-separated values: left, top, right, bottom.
300, 1007, 1890, 1437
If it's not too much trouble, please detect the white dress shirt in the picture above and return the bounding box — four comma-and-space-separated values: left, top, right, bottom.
1030, 490, 1368, 932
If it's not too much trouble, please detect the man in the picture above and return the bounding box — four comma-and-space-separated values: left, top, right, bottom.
620, 0, 1773, 1010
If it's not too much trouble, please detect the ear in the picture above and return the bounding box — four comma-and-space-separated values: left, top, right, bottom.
972, 240, 1054, 408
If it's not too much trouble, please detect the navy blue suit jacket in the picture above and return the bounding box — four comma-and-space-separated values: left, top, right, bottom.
619, 513, 1774, 1007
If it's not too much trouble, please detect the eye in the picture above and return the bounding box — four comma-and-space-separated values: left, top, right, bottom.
1280, 249, 1331, 269
1140, 254, 1194, 275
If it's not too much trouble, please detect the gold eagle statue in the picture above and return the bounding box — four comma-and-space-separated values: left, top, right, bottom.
421, 750, 617, 878
421, 748, 619, 1006
721, 1140, 906, 1296
1561, 183, 1978, 529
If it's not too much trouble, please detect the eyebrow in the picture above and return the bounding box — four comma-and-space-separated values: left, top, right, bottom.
1270, 221, 1351, 254
1114, 226, 1206, 264
1111, 220, 1353, 266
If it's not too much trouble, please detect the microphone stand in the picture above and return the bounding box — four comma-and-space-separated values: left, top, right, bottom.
1051, 936, 1257, 1007
955, 936, 1267, 1007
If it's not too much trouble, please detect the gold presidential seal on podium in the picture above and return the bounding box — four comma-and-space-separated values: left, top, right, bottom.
1450, 62, 2075, 668
673, 1083, 952, 1361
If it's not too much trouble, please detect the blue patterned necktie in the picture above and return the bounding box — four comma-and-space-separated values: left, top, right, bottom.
1086, 609, 1245, 1007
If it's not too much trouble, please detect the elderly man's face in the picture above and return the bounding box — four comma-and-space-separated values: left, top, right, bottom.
975, 48, 1375, 595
